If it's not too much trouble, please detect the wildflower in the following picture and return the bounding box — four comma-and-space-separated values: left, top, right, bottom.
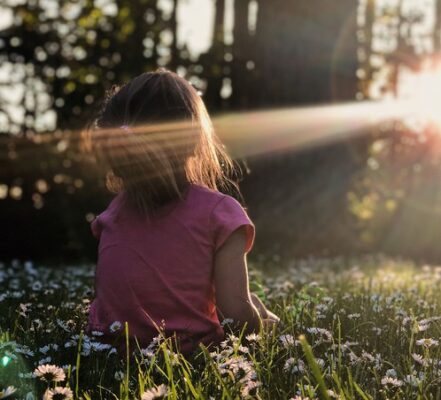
411, 353, 426, 365
81, 340, 112, 355
381, 376, 403, 387
218, 355, 256, 382
43, 387, 73, 400
24, 260, 38, 275
348, 351, 360, 365
373, 353, 383, 370
306, 327, 333, 343
316, 304, 328, 313
109, 321, 122, 333
418, 323, 430, 332
385, 369, 397, 378
0, 386, 17, 399
61, 365, 76, 373
56, 319, 75, 332
241, 380, 261, 397
220, 334, 239, 348
145, 334, 164, 351
39, 344, 59, 354
404, 374, 422, 387
284, 357, 295, 372
245, 333, 260, 342
38, 356, 52, 365
15, 344, 35, 357
18, 372, 34, 379
336, 341, 358, 352
19, 303, 31, 317
238, 345, 250, 354
284, 358, 305, 374
141, 348, 156, 358
227, 334, 239, 344
279, 334, 295, 348
348, 313, 361, 320
416, 338, 439, 348
372, 327, 382, 335
220, 318, 234, 327
141, 384, 169, 400
293, 359, 306, 374
361, 351, 375, 363
34, 364, 66, 382
290, 395, 312, 400
114, 371, 124, 381
164, 349, 179, 366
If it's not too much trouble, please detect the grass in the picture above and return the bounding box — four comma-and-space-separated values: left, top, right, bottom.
2, 256, 441, 399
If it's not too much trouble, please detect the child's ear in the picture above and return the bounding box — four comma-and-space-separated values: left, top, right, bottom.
106, 170, 124, 193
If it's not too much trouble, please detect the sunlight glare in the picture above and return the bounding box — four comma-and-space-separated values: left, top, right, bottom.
399, 63, 441, 127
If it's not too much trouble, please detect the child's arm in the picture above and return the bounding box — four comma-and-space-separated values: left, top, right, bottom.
250, 292, 281, 327
250, 293, 268, 318
214, 227, 262, 333
214, 227, 265, 333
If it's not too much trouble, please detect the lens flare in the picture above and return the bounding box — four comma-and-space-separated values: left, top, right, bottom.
2, 98, 421, 169
398, 63, 441, 127
1, 355, 11, 367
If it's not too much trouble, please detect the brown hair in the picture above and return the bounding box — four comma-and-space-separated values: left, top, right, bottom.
83, 68, 242, 215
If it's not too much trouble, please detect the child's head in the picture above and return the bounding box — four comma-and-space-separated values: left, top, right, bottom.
86, 68, 240, 214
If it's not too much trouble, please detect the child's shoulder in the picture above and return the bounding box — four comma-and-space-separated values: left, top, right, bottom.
189, 184, 233, 206
188, 184, 246, 215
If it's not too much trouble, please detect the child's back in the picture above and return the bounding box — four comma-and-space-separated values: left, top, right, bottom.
87, 183, 254, 354
84, 69, 279, 355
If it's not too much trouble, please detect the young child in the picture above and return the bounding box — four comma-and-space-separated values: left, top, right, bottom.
85, 68, 280, 355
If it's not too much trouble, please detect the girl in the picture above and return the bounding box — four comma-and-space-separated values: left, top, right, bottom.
85, 68, 280, 356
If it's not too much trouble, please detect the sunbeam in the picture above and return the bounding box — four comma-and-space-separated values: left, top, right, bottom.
3, 99, 413, 166
213, 100, 409, 158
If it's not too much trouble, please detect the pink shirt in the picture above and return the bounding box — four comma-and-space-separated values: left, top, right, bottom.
87, 184, 255, 355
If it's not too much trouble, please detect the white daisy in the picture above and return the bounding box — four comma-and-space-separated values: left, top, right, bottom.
0, 386, 17, 399
141, 384, 169, 400
43, 387, 73, 400
279, 334, 295, 348
109, 321, 122, 333
241, 380, 261, 397
245, 333, 261, 342
114, 371, 124, 381
416, 338, 439, 348
34, 364, 66, 382
411, 353, 426, 365
381, 376, 403, 387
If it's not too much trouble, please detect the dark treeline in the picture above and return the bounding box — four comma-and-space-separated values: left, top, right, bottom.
2, 0, 441, 263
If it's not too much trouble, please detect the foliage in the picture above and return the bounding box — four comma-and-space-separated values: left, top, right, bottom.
4, 1, 441, 262
0, 0, 363, 262
351, 0, 441, 259
3, 257, 441, 398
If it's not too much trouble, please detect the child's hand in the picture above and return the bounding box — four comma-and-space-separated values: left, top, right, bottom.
261, 311, 281, 331
250, 292, 269, 319
261, 317, 279, 330
266, 310, 280, 323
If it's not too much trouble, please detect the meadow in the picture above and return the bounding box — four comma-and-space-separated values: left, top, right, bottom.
2, 256, 441, 399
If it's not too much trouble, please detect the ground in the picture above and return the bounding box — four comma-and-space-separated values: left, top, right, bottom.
1, 256, 441, 399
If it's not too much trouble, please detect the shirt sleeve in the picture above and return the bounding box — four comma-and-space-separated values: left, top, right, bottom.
90, 215, 103, 240
211, 195, 255, 253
